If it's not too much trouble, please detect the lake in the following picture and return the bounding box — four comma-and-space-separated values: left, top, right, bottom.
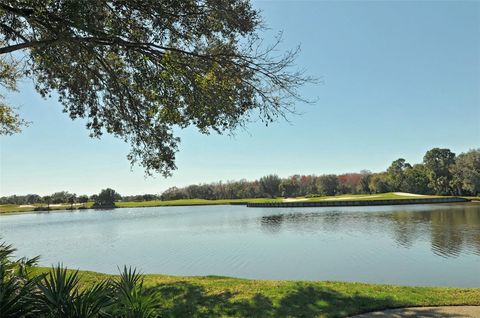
1, 203, 479, 287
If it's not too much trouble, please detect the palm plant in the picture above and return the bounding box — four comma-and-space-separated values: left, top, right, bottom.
0, 242, 42, 318
0, 241, 159, 318
35, 265, 111, 318
110, 266, 158, 318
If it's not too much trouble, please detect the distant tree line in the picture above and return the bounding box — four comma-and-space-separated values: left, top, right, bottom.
0, 189, 124, 208
1, 148, 479, 205
160, 148, 480, 200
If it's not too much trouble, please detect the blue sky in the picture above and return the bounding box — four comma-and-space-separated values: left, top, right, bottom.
1, 1, 479, 196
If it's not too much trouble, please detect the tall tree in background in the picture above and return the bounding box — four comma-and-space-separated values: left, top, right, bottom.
402, 164, 431, 195
317, 174, 338, 196
358, 171, 372, 194
386, 158, 411, 191
337, 173, 362, 194
450, 149, 480, 195
279, 178, 299, 197
0, 0, 312, 175
259, 174, 281, 198
423, 148, 456, 195
66, 193, 76, 209
93, 188, 121, 208
78, 195, 88, 208
42, 195, 51, 209
369, 173, 390, 194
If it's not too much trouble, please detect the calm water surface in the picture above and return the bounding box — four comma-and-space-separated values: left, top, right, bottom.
1, 203, 479, 287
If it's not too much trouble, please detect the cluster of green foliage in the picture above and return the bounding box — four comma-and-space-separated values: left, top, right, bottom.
1, 147, 478, 212
0, 56, 29, 135
91, 188, 122, 209
0, 242, 159, 318
160, 148, 480, 199
0, 192, 89, 207
377, 148, 480, 196
0, 188, 122, 210
0, 0, 311, 176
121, 194, 159, 202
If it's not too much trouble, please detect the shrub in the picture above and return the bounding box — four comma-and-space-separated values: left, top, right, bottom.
0, 241, 157, 317
304, 194, 324, 198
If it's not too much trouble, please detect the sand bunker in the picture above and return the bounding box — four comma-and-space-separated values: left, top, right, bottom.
283, 198, 309, 202
393, 192, 427, 197
323, 195, 381, 201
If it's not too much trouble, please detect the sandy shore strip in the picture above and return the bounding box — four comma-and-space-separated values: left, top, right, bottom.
18, 203, 83, 208
283, 198, 309, 202
392, 192, 427, 197
323, 195, 381, 201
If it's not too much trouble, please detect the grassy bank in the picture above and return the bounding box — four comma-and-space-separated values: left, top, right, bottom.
115, 197, 282, 208
305, 193, 441, 201
30, 267, 480, 317
1, 193, 476, 215
0, 202, 94, 214
0, 198, 280, 214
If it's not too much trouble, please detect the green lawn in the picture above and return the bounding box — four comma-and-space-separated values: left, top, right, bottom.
0, 202, 93, 214
304, 193, 443, 202
462, 196, 480, 201
30, 267, 480, 317
115, 197, 282, 208
1, 193, 475, 214
0, 198, 282, 214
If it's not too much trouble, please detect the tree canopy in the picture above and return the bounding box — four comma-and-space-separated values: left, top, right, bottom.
423, 148, 456, 195
0, 57, 29, 134
0, 0, 311, 175
93, 188, 121, 208
451, 149, 480, 195
259, 174, 281, 198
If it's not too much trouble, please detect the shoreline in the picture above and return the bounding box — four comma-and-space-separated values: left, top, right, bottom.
29, 266, 480, 317
246, 197, 471, 208
31, 265, 480, 289
1, 195, 478, 216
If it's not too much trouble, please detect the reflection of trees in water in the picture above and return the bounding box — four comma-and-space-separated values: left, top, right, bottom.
388, 205, 480, 258
431, 207, 480, 257
258, 205, 480, 258
384, 211, 432, 249
260, 214, 285, 233
260, 211, 344, 234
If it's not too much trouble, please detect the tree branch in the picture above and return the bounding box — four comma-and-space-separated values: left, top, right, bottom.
0, 39, 59, 54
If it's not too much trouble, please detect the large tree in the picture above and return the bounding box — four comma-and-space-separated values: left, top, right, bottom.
402, 164, 431, 195
386, 158, 411, 191
450, 149, 480, 195
423, 148, 456, 195
358, 171, 372, 194
369, 172, 390, 194
279, 177, 299, 198
316, 174, 338, 196
0, 1, 311, 175
77, 194, 89, 207
259, 174, 281, 198
93, 188, 121, 208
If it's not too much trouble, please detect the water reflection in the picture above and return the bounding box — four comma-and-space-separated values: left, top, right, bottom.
260, 214, 285, 233
259, 204, 480, 258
